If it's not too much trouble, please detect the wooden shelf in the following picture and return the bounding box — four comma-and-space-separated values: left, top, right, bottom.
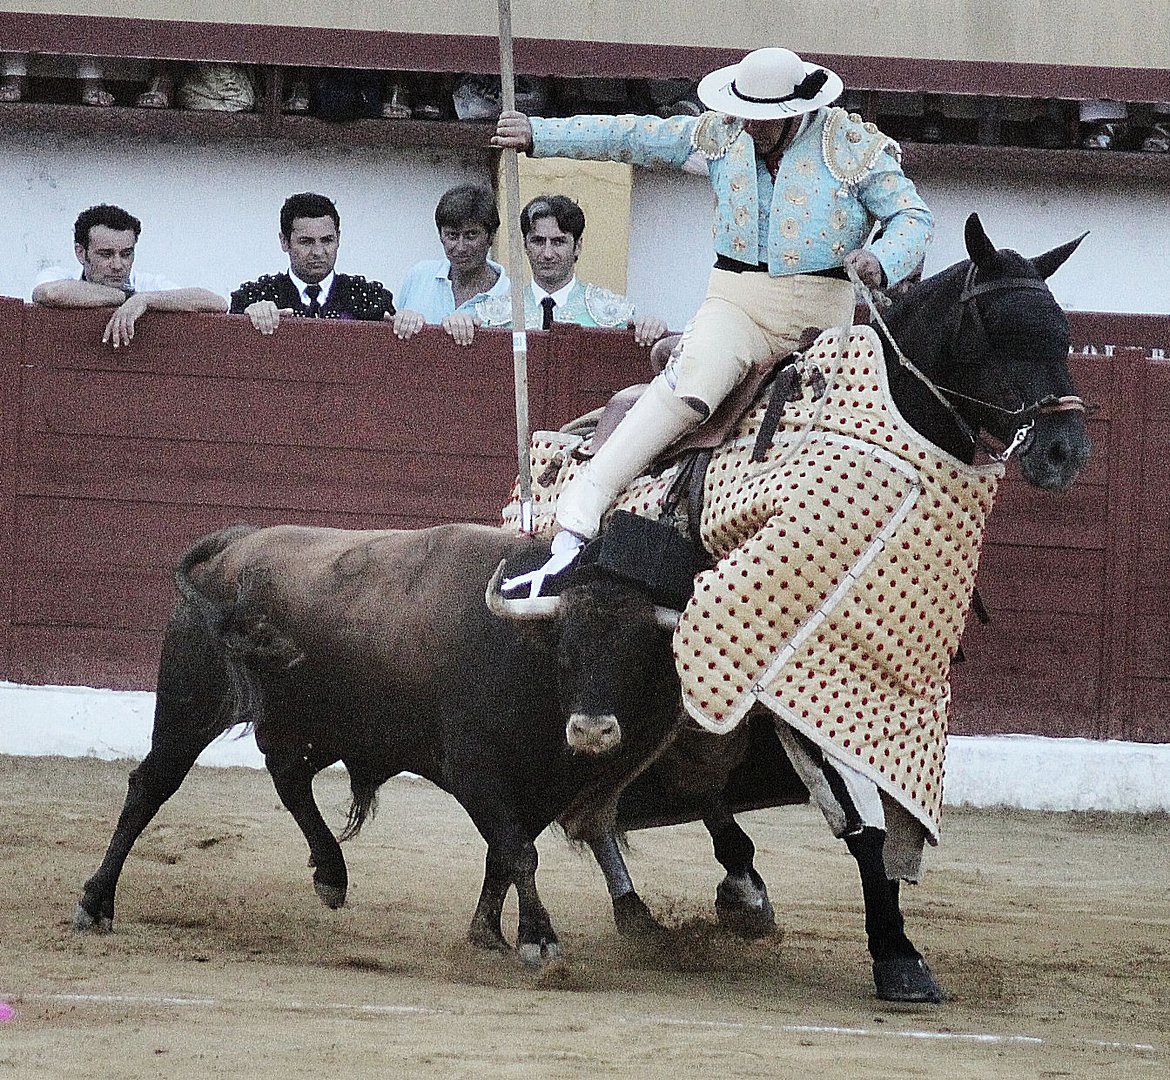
902, 140, 1170, 183
0, 100, 495, 151
3, 99, 1167, 182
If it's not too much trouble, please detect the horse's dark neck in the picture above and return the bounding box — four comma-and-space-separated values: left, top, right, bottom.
876, 265, 979, 464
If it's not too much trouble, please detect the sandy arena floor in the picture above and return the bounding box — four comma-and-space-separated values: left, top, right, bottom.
0, 754, 1166, 1078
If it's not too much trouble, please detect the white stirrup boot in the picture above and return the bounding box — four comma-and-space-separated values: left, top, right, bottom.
503, 375, 704, 597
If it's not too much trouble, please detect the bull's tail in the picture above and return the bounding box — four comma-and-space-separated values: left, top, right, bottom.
173, 525, 303, 739
339, 770, 380, 842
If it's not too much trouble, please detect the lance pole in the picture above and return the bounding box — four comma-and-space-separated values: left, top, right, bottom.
497, 0, 534, 532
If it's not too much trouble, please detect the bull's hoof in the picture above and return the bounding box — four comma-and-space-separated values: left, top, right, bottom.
468, 922, 511, 954
873, 956, 944, 1004
313, 881, 347, 909
715, 873, 777, 939
612, 891, 663, 937
518, 938, 562, 968
73, 902, 112, 934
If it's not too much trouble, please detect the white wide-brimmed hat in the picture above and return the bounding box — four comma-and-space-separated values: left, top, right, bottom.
697, 48, 843, 120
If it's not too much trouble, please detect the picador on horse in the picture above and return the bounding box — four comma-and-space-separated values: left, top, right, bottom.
491, 46, 1089, 1001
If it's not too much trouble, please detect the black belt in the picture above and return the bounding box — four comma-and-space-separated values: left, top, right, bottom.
713, 255, 849, 281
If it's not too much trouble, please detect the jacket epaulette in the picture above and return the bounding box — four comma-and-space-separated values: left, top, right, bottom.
821, 107, 900, 191
691, 111, 745, 160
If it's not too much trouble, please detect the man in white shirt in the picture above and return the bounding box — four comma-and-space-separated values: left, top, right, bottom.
32, 203, 228, 348
472, 194, 667, 346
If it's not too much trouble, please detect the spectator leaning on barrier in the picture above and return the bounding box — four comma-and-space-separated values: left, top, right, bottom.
31, 203, 228, 348
470, 193, 668, 347
230, 192, 395, 335
392, 183, 510, 346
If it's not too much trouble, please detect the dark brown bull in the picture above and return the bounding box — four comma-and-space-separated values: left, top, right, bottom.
75, 522, 680, 965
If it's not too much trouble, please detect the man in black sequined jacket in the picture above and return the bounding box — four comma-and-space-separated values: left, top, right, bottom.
230, 192, 394, 334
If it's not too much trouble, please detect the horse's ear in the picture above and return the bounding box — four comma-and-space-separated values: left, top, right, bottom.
964, 213, 997, 268
1031, 232, 1089, 279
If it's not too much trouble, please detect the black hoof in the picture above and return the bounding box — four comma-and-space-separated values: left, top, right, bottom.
715, 874, 777, 939
313, 881, 347, 909
873, 956, 944, 1004
612, 892, 662, 937
519, 938, 562, 968
73, 902, 112, 933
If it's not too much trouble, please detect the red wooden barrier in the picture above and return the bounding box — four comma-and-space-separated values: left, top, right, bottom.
0, 302, 1167, 743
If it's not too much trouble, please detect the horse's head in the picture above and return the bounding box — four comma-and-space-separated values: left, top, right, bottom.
884, 213, 1091, 492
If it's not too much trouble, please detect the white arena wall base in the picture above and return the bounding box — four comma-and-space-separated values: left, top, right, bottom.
2, 681, 1167, 814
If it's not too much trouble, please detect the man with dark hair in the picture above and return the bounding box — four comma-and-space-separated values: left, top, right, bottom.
231, 192, 395, 334
393, 183, 510, 345
32, 203, 228, 348
472, 194, 667, 345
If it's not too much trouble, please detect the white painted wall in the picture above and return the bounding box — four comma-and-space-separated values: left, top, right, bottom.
4, 129, 1168, 327
2, 681, 1167, 812
1, 129, 494, 306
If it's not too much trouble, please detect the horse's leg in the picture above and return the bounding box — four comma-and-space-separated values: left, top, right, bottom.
265, 749, 347, 909
772, 723, 942, 1003
705, 804, 776, 938
588, 832, 662, 936
75, 700, 223, 931
844, 825, 941, 1003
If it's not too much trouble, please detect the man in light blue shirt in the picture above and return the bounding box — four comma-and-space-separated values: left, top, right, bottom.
393, 184, 510, 346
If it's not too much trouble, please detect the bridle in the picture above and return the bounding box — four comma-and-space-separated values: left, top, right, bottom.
853, 263, 1087, 462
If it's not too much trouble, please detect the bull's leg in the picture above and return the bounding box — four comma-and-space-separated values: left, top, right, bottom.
265, 752, 347, 909
588, 833, 662, 936
705, 805, 776, 939
468, 851, 512, 953
75, 716, 220, 931
772, 723, 942, 1003
461, 806, 559, 965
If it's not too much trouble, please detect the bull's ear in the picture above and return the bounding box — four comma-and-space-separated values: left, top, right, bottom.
1031, 232, 1089, 279
964, 213, 997, 269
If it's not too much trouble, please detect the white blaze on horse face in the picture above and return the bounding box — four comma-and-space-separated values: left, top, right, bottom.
565, 713, 622, 755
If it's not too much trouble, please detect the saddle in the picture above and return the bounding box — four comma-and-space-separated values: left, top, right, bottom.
582, 326, 825, 465
561, 327, 825, 556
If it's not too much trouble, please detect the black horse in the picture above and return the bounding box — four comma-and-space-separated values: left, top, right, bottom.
496, 212, 1092, 1002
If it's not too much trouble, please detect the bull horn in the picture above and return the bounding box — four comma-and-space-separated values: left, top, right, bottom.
653, 605, 682, 631
485, 559, 565, 620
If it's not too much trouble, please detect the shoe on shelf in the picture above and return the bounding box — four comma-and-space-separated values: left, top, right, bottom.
1141, 122, 1170, 153
79, 78, 115, 107
135, 72, 174, 108
282, 79, 310, 114
1080, 120, 1125, 150
381, 80, 412, 119
0, 74, 26, 103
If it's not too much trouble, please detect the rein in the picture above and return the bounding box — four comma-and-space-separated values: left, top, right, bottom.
851, 264, 1086, 461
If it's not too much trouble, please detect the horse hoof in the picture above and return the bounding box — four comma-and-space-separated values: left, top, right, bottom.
313, 881, 347, 909
613, 892, 662, 937
873, 957, 944, 1004
715, 873, 777, 939
73, 903, 112, 933
518, 939, 561, 968
716, 899, 777, 939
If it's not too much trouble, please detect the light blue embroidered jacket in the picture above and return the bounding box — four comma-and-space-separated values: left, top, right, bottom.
530, 108, 932, 289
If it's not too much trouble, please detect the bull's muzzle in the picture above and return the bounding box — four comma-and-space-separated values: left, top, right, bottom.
566, 712, 622, 755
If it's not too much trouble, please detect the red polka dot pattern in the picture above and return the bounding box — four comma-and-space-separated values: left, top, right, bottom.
502, 326, 1005, 836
